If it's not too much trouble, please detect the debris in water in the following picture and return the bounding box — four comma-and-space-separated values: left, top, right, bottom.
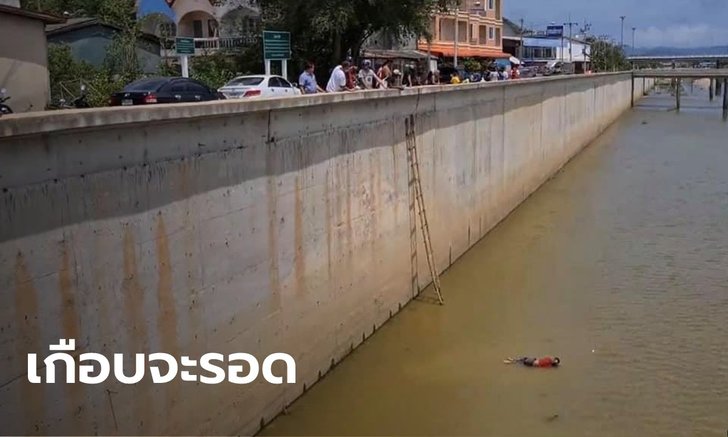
546, 414, 560, 422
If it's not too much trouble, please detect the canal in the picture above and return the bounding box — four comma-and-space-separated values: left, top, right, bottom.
261, 81, 728, 437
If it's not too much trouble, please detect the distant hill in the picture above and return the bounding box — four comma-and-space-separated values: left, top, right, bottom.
628, 46, 728, 56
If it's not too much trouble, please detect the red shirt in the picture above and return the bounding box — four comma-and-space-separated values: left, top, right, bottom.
536, 357, 556, 367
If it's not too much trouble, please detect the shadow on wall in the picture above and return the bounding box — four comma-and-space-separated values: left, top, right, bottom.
0, 76, 617, 244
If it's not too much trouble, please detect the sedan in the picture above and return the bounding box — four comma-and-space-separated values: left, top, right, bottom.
110, 77, 222, 106
218, 75, 302, 99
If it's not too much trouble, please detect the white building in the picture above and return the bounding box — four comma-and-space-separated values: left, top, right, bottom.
137, 0, 260, 56
522, 35, 590, 72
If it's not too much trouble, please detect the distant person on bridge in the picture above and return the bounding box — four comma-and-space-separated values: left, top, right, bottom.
504, 356, 561, 368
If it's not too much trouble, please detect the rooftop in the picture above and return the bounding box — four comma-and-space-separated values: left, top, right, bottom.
0, 3, 64, 23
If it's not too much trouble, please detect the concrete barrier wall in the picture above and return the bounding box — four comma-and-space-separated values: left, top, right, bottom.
0, 73, 650, 435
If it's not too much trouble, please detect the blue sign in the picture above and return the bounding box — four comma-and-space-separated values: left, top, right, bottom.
546, 25, 564, 38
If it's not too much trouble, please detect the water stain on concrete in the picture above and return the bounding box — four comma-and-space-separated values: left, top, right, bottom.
266, 175, 281, 312
58, 239, 80, 344
58, 238, 85, 428
324, 169, 333, 281
155, 215, 178, 355
122, 227, 147, 349
14, 251, 44, 433
294, 176, 306, 295
121, 226, 152, 430
155, 214, 179, 423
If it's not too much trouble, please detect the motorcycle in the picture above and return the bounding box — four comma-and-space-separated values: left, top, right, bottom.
57, 84, 90, 109
0, 88, 12, 115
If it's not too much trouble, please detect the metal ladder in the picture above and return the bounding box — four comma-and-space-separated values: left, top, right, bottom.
406, 115, 444, 305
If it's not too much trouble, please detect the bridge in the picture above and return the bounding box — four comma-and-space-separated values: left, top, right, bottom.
633, 69, 728, 79
630, 69, 728, 119
628, 54, 728, 66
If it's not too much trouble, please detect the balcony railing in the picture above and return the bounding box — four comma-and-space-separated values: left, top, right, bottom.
160, 36, 258, 57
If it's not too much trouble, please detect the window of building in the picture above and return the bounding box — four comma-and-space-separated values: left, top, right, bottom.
496, 27, 501, 45
488, 27, 494, 40
479, 25, 487, 45
488, 0, 494, 9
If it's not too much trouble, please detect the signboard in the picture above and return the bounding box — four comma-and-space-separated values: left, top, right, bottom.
546, 25, 564, 38
263, 31, 291, 60
175, 37, 195, 55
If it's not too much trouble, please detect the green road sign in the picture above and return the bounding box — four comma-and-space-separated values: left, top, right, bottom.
176, 37, 195, 56
263, 31, 291, 60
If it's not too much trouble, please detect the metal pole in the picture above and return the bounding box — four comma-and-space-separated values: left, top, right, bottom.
631, 73, 635, 107
564, 16, 578, 63
427, 40, 433, 73
282, 60, 288, 80
632, 27, 636, 53
676, 78, 681, 112
519, 18, 525, 58
181, 55, 189, 78
454, 5, 459, 68
709, 79, 714, 102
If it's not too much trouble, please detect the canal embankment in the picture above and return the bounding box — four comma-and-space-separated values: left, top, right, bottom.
0, 73, 651, 435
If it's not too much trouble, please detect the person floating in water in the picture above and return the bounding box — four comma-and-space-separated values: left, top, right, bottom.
504, 356, 561, 368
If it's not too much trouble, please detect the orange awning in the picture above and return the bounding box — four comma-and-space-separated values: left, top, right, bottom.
422, 42, 511, 59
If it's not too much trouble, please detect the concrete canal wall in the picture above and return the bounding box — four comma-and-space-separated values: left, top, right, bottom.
0, 73, 650, 435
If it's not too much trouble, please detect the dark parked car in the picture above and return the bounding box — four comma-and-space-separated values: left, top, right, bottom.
109, 77, 223, 106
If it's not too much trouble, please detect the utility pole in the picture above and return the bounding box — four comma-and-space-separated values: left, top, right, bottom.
454, 2, 459, 68
620, 16, 626, 49
564, 15, 579, 63
519, 18, 525, 58
632, 27, 636, 54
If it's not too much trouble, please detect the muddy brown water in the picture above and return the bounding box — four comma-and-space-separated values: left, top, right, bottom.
261, 82, 728, 436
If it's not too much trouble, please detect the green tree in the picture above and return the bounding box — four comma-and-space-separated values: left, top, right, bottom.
191, 52, 237, 89
588, 38, 630, 72
256, 0, 451, 77
462, 58, 483, 74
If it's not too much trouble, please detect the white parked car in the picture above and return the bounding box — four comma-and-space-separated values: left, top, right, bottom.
218, 75, 302, 99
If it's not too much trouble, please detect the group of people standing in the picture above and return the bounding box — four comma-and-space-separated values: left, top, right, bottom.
298, 59, 522, 94
449, 65, 520, 85
299, 59, 419, 94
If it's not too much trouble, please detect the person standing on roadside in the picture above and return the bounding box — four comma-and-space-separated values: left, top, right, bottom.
377, 60, 393, 88
402, 68, 414, 87
358, 60, 386, 89
326, 60, 353, 92
299, 62, 324, 94
346, 65, 359, 90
